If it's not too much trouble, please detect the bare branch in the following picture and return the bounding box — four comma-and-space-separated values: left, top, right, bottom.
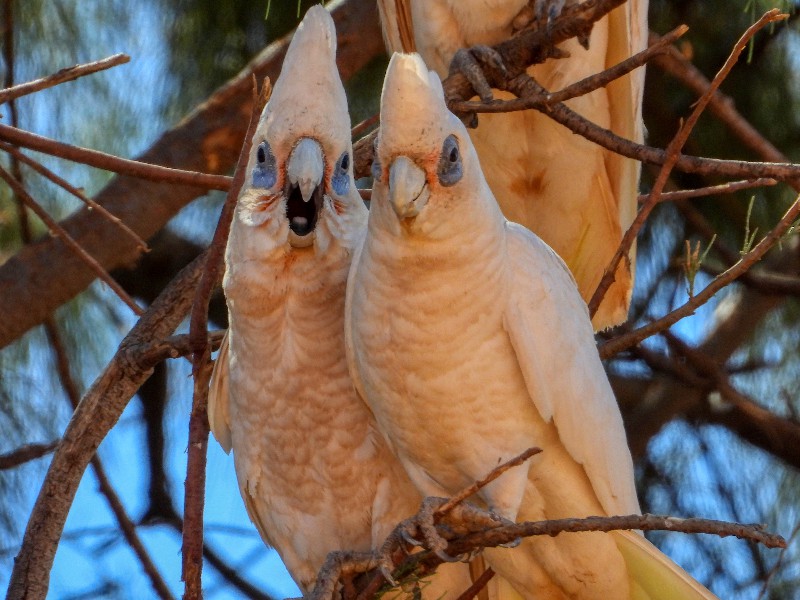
182, 78, 270, 600
650, 32, 793, 176
638, 178, 777, 204
0, 141, 148, 251
8, 253, 205, 600
0, 123, 232, 191
0, 164, 144, 316
600, 192, 800, 358
0, 54, 130, 104
589, 9, 789, 318
0, 442, 57, 470
436, 447, 541, 516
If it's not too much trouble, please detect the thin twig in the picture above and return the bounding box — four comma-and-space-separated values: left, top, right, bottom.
182, 77, 270, 600
588, 9, 788, 318
0, 123, 232, 191
758, 522, 800, 599
0, 54, 130, 104
0, 141, 148, 251
446, 514, 787, 555
638, 178, 777, 204
435, 447, 541, 516
0, 442, 58, 470
451, 24, 688, 114
454, 567, 496, 600
650, 33, 794, 181
599, 191, 800, 358
351, 113, 379, 140
0, 164, 144, 316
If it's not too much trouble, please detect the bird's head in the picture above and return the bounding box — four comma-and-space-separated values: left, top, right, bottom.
234, 5, 363, 254
371, 52, 497, 239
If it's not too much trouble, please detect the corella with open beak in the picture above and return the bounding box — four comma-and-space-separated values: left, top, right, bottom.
208, 9, 474, 597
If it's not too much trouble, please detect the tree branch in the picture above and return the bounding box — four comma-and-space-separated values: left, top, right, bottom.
7, 254, 205, 600
0, 54, 130, 104
182, 78, 270, 600
589, 9, 788, 317
0, 442, 57, 470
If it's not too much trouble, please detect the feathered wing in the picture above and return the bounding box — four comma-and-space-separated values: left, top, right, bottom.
503, 222, 639, 516
207, 331, 274, 544
614, 531, 719, 600
601, 0, 649, 321
208, 330, 232, 454
504, 222, 718, 599
376, 0, 415, 53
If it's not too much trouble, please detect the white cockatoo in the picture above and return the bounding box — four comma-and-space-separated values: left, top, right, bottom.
376, 0, 647, 329
346, 53, 716, 600
207, 8, 472, 596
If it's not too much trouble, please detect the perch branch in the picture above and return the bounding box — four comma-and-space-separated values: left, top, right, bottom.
451, 24, 688, 114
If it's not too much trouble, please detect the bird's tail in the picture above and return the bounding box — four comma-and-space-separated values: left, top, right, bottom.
613, 530, 719, 600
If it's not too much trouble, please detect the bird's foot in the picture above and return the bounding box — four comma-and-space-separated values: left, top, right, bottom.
414, 497, 462, 563
449, 45, 508, 104
488, 508, 523, 548
532, 0, 591, 48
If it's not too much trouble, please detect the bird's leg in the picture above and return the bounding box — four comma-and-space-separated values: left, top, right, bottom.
449, 46, 508, 104
532, 0, 591, 48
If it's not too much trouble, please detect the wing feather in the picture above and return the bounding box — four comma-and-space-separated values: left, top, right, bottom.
614, 530, 720, 600
503, 222, 639, 516
377, 0, 416, 53
208, 330, 232, 453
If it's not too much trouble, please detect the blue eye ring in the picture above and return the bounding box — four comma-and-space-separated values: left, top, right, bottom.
252, 140, 277, 189
331, 150, 351, 196
437, 135, 463, 187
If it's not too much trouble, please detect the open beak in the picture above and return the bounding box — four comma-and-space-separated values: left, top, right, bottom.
286, 137, 325, 247
388, 156, 429, 219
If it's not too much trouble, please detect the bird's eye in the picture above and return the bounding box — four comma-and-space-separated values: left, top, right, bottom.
331, 151, 350, 196
437, 135, 463, 187
252, 141, 277, 189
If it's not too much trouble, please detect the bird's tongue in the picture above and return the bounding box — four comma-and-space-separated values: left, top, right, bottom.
286, 184, 320, 237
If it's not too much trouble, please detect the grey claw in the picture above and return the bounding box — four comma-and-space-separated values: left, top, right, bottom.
380, 563, 399, 587
499, 536, 522, 549
451, 48, 495, 103
400, 527, 422, 548
471, 45, 507, 78
434, 548, 462, 563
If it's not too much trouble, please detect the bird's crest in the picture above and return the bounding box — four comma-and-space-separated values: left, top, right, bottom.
259, 5, 350, 151
379, 53, 455, 154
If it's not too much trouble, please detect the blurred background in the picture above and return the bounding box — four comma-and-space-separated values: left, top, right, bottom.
0, 0, 799, 598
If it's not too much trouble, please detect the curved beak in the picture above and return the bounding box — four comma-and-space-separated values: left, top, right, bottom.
388, 156, 429, 219
287, 137, 324, 202
285, 138, 325, 247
